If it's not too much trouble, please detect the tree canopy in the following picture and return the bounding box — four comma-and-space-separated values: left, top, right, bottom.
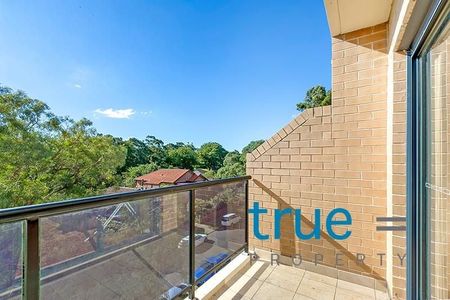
241, 140, 264, 155
0, 85, 269, 207
197, 142, 228, 171
0, 87, 126, 208
120, 137, 149, 171
296, 85, 331, 110
167, 145, 198, 170
215, 151, 245, 179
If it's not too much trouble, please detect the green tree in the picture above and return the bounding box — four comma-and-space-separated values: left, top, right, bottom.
167, 145, 198, 170
122, 163, 159, 187
197, 142, 228, 171
214, 141, 266, 179
145, 135, 167, 167
0, 87, 58, 207
296, 85, 331, 110
216, 150, 246, 179
165, 142, 190, 151
223, 151, 244, 165
41, 119, 127, 201
241, 140, 264, 155
216, 162, 245, 179
121, 138, 150, 171
0, 86, 126, 208
203, 169, 216, 180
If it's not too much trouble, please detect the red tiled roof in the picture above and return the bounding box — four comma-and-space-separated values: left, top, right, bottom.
188, 173, 199, 181
135, 169, 190, 185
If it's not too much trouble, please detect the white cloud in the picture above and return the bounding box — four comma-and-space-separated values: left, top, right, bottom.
74, 84, 82, 89
95, 108, 136, 119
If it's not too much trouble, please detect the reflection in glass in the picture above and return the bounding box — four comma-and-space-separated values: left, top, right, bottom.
194, 181, 246, 285
425, 17, 450, 300
0, 222, 23, 299
40, 192, 190, 299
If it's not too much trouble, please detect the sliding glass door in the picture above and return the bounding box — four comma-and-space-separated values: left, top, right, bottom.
410, 2, 450, 299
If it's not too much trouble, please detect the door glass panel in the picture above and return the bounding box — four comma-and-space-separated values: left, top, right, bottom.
426, 17, 450, 300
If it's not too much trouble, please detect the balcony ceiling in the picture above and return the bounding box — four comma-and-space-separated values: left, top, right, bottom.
323, 0, 394, 36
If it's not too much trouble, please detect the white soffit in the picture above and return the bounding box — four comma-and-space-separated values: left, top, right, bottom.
324, 0, 394, 36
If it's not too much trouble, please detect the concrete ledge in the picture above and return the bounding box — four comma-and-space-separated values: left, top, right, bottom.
190, 252, 250, 300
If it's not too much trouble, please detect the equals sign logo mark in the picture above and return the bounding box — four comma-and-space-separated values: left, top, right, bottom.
376, 216, 406, 232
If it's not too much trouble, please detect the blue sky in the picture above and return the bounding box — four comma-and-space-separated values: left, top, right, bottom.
0, 0, 331, 151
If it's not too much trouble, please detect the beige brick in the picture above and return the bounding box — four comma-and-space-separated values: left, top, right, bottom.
245, 22, 402, 290
280, 162, 301, 169
279, 148, 300, 155
270, 155, 290, 162
300, 147, 322, 154
301, 162, 323, 169
262, 162, 280, 169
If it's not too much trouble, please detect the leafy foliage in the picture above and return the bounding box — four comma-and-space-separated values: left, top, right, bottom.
197, 142, 228, 171
120, 138, 149, 171
241, 140, 264, 155
0, 85, 274, 207
213, 141, 264, 179
167, 145, 198, 170
0, 87, 126, 208
223, 151, 244, 165
296, 85, 331, 110
145, 135, 168, 167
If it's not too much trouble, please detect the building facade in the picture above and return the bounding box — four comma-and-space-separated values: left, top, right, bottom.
246, 1, 449, 299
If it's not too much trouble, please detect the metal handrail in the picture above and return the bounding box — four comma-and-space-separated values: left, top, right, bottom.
0, 175, 251, 224
0, 175, 251, 300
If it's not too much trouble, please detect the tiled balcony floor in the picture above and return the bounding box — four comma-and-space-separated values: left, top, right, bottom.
212, 260, 390, 300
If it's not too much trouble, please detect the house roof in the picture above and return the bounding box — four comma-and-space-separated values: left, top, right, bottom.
188, 173, 200, 182
135, 169, 191, 185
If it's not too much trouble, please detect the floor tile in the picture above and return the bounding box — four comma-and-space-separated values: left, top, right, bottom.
302, 271, 337, 287
251, 282, 295, 300
335, 287, 375, 300
293, 293, 315, 300
296, 278, 335, 300
375, 290, 390, 300
337, 280, 375, 298
265, 265, 304, 292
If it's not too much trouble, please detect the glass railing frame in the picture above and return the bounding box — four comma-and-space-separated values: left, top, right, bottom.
0, 175, 251, 300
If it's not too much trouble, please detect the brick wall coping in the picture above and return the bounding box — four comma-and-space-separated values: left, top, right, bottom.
247, 105, 332, 161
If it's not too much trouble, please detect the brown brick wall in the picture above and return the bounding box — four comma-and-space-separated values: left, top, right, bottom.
392, 51, 407, 300
247, 23, 389, 284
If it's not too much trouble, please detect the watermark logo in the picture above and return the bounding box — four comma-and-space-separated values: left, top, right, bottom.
249, 202, 352, 241
248, 201, 408, 268
248, 249, 407, 268
376, 216, 406, 232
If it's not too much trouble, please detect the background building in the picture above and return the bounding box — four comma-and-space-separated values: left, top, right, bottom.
135, 169, 207, 189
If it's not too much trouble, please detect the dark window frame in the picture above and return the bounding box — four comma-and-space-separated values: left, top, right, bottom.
407, 1, 449, 299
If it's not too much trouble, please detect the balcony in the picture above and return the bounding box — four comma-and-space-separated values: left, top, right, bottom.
0, 175, 394, 300
0, 177, 250, 300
